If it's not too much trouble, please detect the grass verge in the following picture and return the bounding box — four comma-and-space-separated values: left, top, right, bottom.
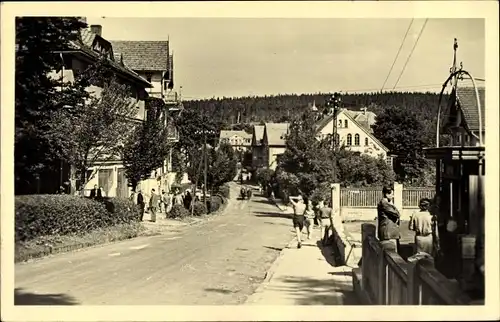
15, 222, 153, 263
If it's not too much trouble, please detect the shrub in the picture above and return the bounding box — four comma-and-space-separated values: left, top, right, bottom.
190, 201, 208, 216
15, 194, 133, 242
208, 195, 224, 213
168, 204, 190, 219
101, 197, 141, 223
218, 183, 231, 198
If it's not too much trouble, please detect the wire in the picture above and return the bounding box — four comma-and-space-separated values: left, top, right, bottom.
380, 18, 414, 92
392, 19, 429, 90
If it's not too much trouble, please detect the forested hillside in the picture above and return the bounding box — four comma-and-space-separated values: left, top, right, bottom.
182, 91, 446, 141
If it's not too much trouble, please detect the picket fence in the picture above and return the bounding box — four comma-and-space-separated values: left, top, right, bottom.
340, 186, 434, 208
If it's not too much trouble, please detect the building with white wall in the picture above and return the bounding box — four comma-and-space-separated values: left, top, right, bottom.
315, 107, 392, 166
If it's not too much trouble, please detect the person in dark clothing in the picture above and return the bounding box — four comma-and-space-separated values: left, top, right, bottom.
137, 190, 145, 221
184, 191, 193, 210
377, 186, 401, 251
89, 184, 102, 200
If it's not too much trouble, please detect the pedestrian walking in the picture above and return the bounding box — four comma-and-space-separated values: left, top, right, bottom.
184, 190, 193, 210
315, 200, 334, 246
137, 189, 145, 221
289, 195, 307, 249
149, 188, 160, 222
303, 197, 315, 240
408, 198, 438, 256
377, 186, 401, 251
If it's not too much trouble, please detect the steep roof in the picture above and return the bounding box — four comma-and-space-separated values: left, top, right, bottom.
264, 123, 289, 146
253, 125, 265, 146
110, 40, 170, 71
219, 130, 252, 140
315, 109, 389, 152
66, 29, 152, 87
345, 110, 377, 133
456, 86, 485, 132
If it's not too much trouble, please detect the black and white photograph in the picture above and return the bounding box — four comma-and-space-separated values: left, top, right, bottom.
1, 1, 498, 321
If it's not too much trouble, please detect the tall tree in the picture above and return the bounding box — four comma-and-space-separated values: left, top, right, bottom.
278, 112, 336, 197
49, 59, 140, 191
122, 98, 173, 191
371, 105, 433, 184
15, 17, 87, 193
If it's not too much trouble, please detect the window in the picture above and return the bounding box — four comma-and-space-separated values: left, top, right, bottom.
145, 72, 152, 83
365, 138, 369, 146
335, 133, 340, 145
344, 120, 348, 128
338, 120, 342, 127
386, 156, 393, 168
347, 134, 352, 146
354, 134, 360, 146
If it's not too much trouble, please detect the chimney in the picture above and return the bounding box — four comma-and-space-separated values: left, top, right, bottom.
90, 25, 102, 36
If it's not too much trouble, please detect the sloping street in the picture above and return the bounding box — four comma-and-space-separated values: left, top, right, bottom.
15, 189, 296, 305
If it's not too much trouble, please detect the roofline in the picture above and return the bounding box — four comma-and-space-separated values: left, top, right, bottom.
316, 109, 389, 152
55, 48, 153, 88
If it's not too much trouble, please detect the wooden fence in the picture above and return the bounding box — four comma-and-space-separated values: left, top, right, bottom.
402, 187, 435, 208
340, 186, 434, 208
359, 223, 471, 305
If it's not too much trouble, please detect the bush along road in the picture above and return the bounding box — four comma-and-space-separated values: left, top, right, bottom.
14, 183, 234, 263
15, 187, 297, 305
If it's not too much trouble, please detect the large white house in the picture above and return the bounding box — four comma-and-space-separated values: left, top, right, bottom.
315, 107, 392, 166
219, 130, 252, 151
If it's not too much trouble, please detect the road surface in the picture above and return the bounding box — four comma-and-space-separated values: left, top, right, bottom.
15, 187, 296, 305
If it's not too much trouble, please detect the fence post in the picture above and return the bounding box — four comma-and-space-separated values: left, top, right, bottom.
361, 224, 376, 292
394, 183, 403, 213
406, 261, 420, 305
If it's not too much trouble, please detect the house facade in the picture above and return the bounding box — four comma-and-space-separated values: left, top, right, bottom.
219, 130, 252, 152
110, 37, 183, 193
49, 24, 154, 197
315, 108, 391, 166
251, 125, 266, 169
262, 123, 289, 170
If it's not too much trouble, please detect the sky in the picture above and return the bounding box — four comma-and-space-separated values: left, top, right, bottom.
86, 17, 485, 100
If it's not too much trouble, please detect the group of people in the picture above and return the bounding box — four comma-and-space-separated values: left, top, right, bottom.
130, 187, 200, 222
288, 195, 334, 249
378, 186, 440, 259
288, 185, 440, 260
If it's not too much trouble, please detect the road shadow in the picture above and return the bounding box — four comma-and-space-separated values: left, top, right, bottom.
315, 241, 339, 267
271, 275, 359, 305
250, 199, 274, 205
263, 246, 283, 252
254, 211, 293, 219
204, 288, 235, 294
14, 288, 79, 305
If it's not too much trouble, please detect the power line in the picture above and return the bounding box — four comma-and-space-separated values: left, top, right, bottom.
380, 18, 414, 92
392, 18, 429, 90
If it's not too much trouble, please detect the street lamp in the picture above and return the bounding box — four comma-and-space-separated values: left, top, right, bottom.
325, 92, 342, 150
193, 128, 217, 203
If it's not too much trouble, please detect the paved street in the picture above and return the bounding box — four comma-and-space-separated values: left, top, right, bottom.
15, 190, 297, 305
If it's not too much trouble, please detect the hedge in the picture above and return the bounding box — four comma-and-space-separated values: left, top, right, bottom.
209, 195, 224, 213
190, 201, 208, 216
168, 204, 190, 219
218, 183, 231, 199
15, 195, 140, 242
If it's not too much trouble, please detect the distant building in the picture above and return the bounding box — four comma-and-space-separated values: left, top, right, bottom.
262, 123, 289, 170
251, 125, 266, 169
47, 24, 153, 197
219, 130, 252, 152
315, 107, 391, 166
